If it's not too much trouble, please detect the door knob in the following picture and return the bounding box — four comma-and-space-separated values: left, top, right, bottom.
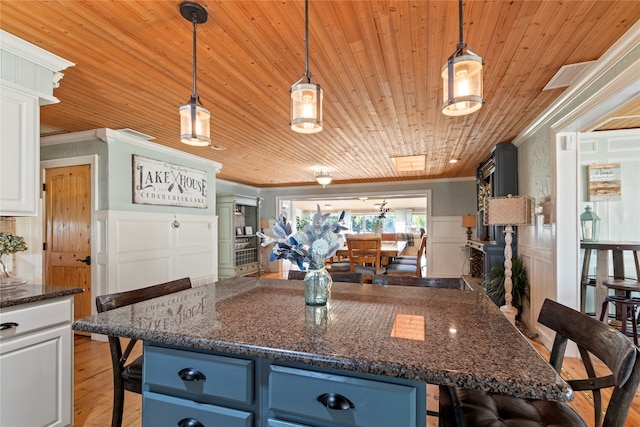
77, 255, 91, 265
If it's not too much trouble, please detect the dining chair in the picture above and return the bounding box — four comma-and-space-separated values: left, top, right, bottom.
346, 237, 383, 281
439, 298, 640, 427
393, 235, 426, 262
287, 269, 364, 283
385, 235, 427, 277
381, 233, 397, 241
95, 277, 192, 427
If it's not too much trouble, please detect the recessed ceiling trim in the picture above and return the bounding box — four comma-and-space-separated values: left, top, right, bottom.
393, 155, 426, 172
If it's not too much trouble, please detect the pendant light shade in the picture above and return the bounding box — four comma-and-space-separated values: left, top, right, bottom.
179, 2, 211, 146
290, 0, 323, 134
291, 83, 323, 133
442, 0, 484, 116
180, 103, 210, 146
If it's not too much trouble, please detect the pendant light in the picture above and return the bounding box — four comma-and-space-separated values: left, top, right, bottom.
290, 0, 323, 134
441, 0, 484, 116
179, 1, 211, 146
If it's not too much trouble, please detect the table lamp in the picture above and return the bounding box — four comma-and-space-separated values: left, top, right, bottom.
461, 215, 476, 240
486, 194, 534, 325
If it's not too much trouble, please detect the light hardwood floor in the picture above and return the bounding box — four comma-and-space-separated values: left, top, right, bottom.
72, 275, 640, 426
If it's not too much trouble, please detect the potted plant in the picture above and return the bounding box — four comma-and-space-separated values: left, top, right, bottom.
483, 255, 530, 317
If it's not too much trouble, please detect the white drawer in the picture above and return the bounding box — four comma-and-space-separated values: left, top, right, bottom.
0, 298, 72, 340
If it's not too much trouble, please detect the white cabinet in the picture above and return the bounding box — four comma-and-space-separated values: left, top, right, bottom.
0, 86, 40, 216
0, 296, 74, 427
0, 30, 74, 216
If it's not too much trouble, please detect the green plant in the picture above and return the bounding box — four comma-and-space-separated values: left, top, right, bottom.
483, 256, 530, 314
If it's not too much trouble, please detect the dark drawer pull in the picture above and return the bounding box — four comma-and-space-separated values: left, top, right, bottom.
178, 368, 206, 382
178, 418, 204, 427
0, 322, 19, 331
317, 392, 355, 410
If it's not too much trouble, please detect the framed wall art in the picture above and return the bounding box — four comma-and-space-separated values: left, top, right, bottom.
588, 163, 621, 201
133, 155, 208, 208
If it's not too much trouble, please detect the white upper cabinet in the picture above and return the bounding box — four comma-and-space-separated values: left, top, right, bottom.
0, 30, 74, 216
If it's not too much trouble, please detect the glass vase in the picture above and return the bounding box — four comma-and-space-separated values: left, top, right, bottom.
304, 266, 332, 306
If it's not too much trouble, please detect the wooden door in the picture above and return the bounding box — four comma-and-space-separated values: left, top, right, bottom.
45, 165, 92, 325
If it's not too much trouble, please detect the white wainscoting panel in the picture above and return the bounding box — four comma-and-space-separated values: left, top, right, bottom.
426, 216, 469, 277
95, 210, 217, 299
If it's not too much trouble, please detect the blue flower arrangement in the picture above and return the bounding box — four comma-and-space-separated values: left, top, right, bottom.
258, 205, 347, 270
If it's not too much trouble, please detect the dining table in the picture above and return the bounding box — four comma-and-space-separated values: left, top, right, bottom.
73, 276, 571, 426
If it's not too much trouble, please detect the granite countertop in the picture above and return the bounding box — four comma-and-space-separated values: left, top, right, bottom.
72, 277, 571, 402
0, 284, 84, 308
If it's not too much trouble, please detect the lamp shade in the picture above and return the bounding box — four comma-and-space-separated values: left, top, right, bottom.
461, 215, 476, 228
442, 53, 483, 116
291, 82, 323, 133
486, 195, 534, 226
180, 102, 211, 146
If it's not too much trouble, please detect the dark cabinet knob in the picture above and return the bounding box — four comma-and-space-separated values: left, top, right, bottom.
178, 418, 204, 427
178, 368, 206, 382
317, 392, 355, 410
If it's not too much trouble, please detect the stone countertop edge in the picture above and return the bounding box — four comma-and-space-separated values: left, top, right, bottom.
72, 276, 572, 402
0, 285, 84, 308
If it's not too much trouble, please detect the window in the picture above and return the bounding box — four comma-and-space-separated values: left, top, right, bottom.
349, 214, 396, 233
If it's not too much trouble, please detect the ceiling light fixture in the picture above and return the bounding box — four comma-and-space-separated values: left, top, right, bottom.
179, 2, 210, 146
442, 0, 484, 116
315, 170, 332, 188
290, 0, 323, 134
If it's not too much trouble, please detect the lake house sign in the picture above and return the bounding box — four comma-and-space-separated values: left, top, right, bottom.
133, 155, 208, 208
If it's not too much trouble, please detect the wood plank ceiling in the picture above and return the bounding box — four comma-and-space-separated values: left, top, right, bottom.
2, 1, 639, 187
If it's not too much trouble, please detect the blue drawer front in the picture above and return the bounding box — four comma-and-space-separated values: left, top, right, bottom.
268, 365, 418, 427
143, 392, 253, 427
145, 345, 253, 404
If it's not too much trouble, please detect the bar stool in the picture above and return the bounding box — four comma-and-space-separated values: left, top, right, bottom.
599, 279, 640, 346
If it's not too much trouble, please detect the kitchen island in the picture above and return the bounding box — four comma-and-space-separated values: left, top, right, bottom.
73, 277, 570, 427
1, 284, 84, 427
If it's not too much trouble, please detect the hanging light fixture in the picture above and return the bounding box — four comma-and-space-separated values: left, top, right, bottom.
315, 170, 332, 187
441, 0, 484, 116
290, 0, 323, 133
179, 2, 210, 146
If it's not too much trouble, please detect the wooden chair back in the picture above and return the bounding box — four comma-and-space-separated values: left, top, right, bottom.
346, 237, 382, 275
95, 277, 192, 427
538, 299, 640, 427
381, 233, 397, 241
287, 270, 364, 283
440, 298, 640, 427
386, 235, 427, 277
